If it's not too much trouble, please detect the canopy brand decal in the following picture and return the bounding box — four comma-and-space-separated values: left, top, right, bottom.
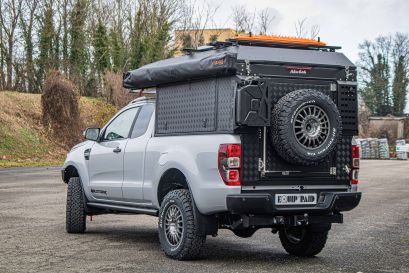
286, 66, 312, 75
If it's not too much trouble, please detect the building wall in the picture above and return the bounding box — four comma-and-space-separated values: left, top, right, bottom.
368, 118, 407, 140
174, 29, 238, 55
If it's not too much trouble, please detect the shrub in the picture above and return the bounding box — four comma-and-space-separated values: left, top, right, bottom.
41, 70, 82, 148
101, 71, 137, 108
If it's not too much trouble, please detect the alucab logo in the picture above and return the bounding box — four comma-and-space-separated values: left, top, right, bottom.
286, 66, 311, 75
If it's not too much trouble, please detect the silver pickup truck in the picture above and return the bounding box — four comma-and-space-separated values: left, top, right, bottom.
62, 38, 361, 260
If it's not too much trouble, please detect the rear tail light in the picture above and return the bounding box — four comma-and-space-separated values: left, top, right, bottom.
218, 144, 241, 186
352, 144, 360, 168
351, 144, 360, 187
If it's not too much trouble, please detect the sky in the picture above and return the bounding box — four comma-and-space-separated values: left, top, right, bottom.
208, 0, 409, 112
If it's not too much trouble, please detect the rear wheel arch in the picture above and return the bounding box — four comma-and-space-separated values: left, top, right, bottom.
157, 168, 190, 206
157, 168, 219, 237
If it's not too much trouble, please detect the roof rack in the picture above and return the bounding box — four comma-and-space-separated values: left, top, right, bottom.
181, 41, 236, 54
228, 34, 341, 52
129, 96, 156, 105
180, 34, 341, 55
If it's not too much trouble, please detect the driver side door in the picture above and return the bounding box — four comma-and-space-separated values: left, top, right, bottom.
88, 107, 140, 201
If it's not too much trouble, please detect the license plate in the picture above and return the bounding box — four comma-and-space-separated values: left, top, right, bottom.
275, 193, 317, 205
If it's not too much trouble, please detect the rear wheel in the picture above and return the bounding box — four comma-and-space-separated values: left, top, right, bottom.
279, 225, 330, 256
66, 177, 86, 233
158, 189, 206, 260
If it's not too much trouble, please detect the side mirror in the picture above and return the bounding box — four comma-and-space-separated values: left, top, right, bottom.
83, 128, 100, 141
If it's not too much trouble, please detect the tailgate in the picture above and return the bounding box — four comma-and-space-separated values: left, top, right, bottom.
241, 129, 353, 188
239, 79, 356, 189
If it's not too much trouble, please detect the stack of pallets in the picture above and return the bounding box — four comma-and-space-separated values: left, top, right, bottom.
359, 139, 371, 159
378, 138, 390, 159
396, 139, 408, 160
369, 139, 380, 159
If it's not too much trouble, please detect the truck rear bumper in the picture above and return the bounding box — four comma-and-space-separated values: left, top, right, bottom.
226, 192, 362, 215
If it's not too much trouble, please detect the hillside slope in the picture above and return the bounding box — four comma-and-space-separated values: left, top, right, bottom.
0, 91, 117, 168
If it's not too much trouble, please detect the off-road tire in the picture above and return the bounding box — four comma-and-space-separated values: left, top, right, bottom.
279, 225, 329, 257
158, 189, 206, 260
271, 89, 342, 165
66, 177, 86, 233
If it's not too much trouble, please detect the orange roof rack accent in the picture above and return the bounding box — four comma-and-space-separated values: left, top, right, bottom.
232, 34, 327, 47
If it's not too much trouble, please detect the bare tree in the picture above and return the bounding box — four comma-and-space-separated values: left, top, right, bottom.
294, 17, 320, 39
0, 0, 23, 89
310, 24, 320, 40
177, 0, 221, 48
391, 33, 409, 115
358, 35, 394, 115
0, 0, 193, 93
0, 12, 4, 89
56, 0, 72, 74
257, 8, 275, 35
294, 18, 308, 38
392, 33, 409, 68
232, 5, 256, 34
20, 0, 38, 92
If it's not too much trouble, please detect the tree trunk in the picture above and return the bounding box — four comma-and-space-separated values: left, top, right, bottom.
0, 25, 4, 90
6, 32, 13, 89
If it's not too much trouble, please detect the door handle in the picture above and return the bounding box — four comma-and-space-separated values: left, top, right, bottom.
113, 147, 121, 153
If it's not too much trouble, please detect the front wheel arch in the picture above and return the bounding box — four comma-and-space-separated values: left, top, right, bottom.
63, 165, 80, 183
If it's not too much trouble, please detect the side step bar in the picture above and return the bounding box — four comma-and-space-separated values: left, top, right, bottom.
87, 202, 158, 216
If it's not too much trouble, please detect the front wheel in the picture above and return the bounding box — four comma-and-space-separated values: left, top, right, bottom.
158, 189, 206, 260
66, 177, 86, 233
279, 225, 330, 256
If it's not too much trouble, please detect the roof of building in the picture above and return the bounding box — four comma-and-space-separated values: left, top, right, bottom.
369, 116, 407, 120
175, 28, 235, 32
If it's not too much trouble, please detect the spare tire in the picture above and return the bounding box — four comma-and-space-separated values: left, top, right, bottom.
271, 89, 342, 165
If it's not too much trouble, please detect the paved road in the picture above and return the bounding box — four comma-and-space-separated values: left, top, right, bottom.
0, 161, 408, 273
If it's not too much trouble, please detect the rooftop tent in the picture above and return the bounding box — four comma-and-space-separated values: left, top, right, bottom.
122, 46, 238, 89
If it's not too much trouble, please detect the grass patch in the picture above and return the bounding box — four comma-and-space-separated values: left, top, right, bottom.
0, 159, 64, 168
0, 127, 47, 157
0, 123, 64, 167
0, 91, 118, 168
401, 234, 409, 243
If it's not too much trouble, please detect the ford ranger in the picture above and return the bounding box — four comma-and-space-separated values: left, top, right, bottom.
62, 35, 362, 260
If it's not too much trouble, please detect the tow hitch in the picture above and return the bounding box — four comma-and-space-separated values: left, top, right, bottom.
286, 213, 343, 226
226, 213, 343, 230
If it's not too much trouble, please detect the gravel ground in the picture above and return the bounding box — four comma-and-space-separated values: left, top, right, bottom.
0, 160, 408, 273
